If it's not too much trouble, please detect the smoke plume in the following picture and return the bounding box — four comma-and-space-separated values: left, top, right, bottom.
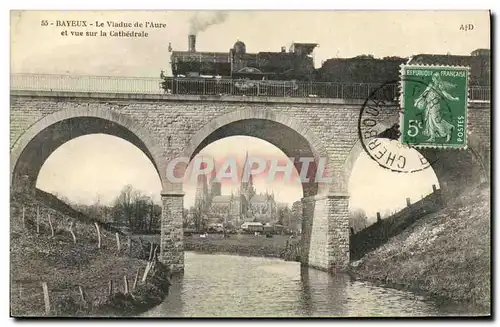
189, 11, 228, 35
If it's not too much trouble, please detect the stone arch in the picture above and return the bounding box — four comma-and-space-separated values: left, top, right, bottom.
180, 108, 331, 198
341, 126, 488, 200
159, 107, 339, 273
10, 107, 166, 192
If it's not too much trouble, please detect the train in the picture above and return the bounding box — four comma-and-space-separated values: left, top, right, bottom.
169, 34, 318, 81
160, 34, 490, 98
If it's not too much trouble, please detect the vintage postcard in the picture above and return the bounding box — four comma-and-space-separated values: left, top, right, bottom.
9, 10, 491, 318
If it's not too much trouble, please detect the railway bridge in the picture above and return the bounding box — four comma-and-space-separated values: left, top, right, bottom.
10, 74, 491, 273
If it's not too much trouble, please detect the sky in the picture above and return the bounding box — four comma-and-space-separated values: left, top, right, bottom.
36, 134, 440, 220
13, 10, 489, 220
11, 11, 490, 76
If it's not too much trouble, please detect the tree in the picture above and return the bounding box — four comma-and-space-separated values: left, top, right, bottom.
291, 201, 302, 231
349, 209, 368, 233
112, 185, 161, 233
113, 184, 135, 226
355, 54, 375, 59
277, 205, 291, 226
191, 201, 206, 232
183, 208, 190, 228
147, 199, 155, 231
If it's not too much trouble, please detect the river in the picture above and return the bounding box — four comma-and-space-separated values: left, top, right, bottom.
142, 252, 481, 318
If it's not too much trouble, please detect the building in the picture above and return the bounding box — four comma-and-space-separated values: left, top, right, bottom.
193, 153, 278, 227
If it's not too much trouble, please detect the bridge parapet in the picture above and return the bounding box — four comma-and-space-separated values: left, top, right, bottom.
10, 74, 490, 102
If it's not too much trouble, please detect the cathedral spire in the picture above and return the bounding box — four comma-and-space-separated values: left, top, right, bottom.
194, 160, 208, 210
240, 151, 249, 190
240, 150, 249, 183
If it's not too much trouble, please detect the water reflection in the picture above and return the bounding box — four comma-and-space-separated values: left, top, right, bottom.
298, 266, 351, 317
143, 252, 481, 318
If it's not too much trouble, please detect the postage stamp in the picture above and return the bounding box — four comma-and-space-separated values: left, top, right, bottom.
399, 65, 470, 149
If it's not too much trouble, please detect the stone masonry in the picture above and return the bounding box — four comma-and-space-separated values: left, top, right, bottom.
10, 91, 491, 273
160, 192, 184, 272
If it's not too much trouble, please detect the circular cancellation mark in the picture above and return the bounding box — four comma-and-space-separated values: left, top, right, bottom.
357, 78, 454, 174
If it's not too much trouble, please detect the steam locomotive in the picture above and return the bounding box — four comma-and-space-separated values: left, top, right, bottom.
169, 34, 319, 81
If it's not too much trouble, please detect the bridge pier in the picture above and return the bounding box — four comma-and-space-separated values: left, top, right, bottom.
301, 193, 350, 272
159, 192, 185, 274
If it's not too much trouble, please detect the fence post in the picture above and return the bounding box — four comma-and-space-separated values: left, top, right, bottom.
133, 268, 140, 290
41, 282, 50, 315
78, 286, 87, 304
152, 245, 159, 262
432, 184, 444, 205
36, 206, 40, 234
69, 221, 77, 244
115, 233, 121, 252
108, 280, 114, 296
48, 213, 54, 237
21, 206, 26, 229
142, 262, 152, 282
406, 198, 411, 207
94, 222, 101, 249
123, 276, 129, 294
148, 242, 154, 261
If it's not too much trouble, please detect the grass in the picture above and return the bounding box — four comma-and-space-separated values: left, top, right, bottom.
10, 191, 170, 317
349, 183, 491, 313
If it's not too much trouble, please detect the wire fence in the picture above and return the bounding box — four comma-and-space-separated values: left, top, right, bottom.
10, 195, 161, 317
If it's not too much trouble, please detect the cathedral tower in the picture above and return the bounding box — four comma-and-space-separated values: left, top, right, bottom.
239, 151, 256, 200
210, 174, 222, 197
194, 161, 209, 211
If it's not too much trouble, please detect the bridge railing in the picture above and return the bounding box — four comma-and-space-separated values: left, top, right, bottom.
10, 74, 491, 102
470, 86, 491, 102
10, 74, 165, 94
164, 78, 402, 100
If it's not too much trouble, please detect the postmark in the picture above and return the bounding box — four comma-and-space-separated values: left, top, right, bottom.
358, 79, 437, 174
399, 65, 470, 149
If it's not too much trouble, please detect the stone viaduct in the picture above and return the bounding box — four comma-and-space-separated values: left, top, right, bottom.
10, 89, 491, 273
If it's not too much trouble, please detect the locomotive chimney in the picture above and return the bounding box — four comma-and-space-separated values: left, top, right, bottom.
188, 34, 196, 52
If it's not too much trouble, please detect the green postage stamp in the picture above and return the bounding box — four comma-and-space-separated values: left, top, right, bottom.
400, 65, 469, 149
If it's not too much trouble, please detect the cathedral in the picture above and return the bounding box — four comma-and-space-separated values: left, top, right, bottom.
194, 155, 278, 227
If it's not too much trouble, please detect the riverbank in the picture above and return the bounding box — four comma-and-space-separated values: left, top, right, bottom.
138, 233, 299, 259
185, 234, 290, 258
349, 184, 491, 314
10, 191, 171, 317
